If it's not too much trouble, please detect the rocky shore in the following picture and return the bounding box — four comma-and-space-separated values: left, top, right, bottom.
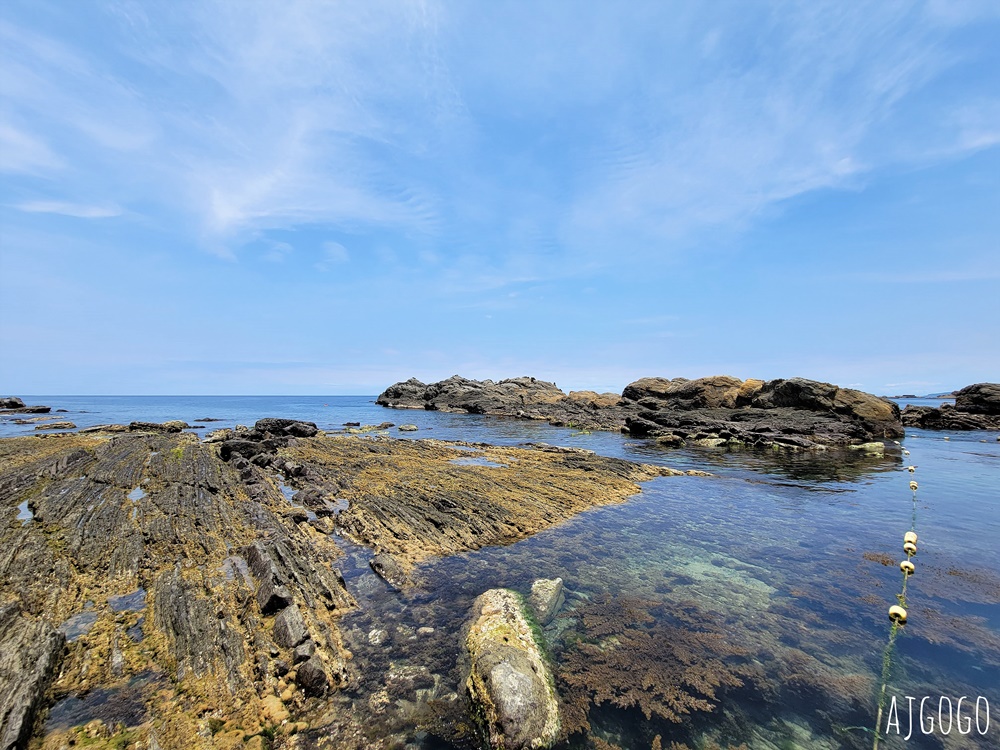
901, 383, 1000, 430
378, 374, 904, 449
0, 421, 696, 749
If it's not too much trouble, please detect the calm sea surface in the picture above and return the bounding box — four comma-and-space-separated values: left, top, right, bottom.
4, 396, 998, 749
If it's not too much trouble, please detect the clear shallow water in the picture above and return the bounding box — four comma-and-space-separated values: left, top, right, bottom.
330, 429, 999, 750
5, 396, 999, 748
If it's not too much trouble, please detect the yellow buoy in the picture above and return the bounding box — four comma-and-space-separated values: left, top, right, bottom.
904, 531, 918, 544
900, 560, 915, 575
903, 541, 917, 555
907, 465, 916, 473
909, 480, 918, 491
889, 605, 908, 624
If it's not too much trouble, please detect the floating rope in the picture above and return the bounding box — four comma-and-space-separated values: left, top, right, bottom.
871, 451, 920, 750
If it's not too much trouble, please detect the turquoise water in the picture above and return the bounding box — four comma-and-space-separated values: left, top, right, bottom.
5, 396, 998, 748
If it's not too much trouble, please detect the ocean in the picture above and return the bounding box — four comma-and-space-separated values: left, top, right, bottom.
4, 395, 998, 749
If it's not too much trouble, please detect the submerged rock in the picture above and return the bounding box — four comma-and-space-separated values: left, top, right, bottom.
370, 553, 408, 589
463, 589, 559, 750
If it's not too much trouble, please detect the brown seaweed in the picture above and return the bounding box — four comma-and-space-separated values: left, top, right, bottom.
557, 596, 751, 738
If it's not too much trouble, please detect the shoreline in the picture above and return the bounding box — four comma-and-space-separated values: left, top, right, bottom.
0, 421, 704, 749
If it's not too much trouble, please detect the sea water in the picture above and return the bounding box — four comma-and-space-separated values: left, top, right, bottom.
6, 396, 998, 748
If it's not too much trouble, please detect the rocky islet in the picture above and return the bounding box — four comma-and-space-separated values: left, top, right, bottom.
377, 374, 905, 449
901, 382, 1000, 430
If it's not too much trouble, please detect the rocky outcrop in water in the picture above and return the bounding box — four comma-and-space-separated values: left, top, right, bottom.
378, 375, 904, 449
377, 376, 628, 430
625, 376, 903, 449
462, 589, 560, 750
0, 422, 689, 748
0, 397, 50, 415
901, 383, 1000, 430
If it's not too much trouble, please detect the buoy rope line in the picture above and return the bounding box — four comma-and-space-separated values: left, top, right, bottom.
870, 445, 919, 750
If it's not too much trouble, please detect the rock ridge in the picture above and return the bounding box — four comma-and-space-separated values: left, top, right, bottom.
378, 374, 904, 449
901, 383, 1000, 430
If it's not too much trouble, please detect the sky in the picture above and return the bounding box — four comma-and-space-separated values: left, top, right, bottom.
1, 0, 998, 396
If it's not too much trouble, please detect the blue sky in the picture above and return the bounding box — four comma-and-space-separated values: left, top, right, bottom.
1, 0, 998, 396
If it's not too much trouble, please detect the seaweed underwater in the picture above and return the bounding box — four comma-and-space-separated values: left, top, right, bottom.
555, 595, 753, 748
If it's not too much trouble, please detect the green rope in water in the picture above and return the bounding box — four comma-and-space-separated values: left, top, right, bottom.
871, 469, 919, 750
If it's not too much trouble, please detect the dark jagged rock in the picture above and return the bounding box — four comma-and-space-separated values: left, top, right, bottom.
253, 418, 318, 438
954, 383, 1000, 415
296, 655, 330, 697
0, 397, 26, 409
626, 376, 902, 449
0, 602, 65, 750
378, 374, 903, 449
0, 405, 50, 415
902, 403, 1000, 430
78, 424, 129, 434
273, 604, 309, 648
377, 375, 626, 430
901, 383, 1000, 430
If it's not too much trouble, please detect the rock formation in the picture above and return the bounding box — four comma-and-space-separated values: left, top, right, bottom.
462, 589, 560, 749
0, 421, 691, 748
902, 383, 1000, 430
0, 396, 50, 415
0, 603, 64, 750
378, 374, 904, 449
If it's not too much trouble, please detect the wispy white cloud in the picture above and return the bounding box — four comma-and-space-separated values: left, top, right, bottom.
316, 241, 350, 271
0, 123, 63, 174
2, 1, 457, 253
560, 3, 969, 254
262, 240, 293, 263
14, 200, 122, 218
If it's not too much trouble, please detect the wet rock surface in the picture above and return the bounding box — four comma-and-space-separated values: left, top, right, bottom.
378, 374, 904, 448
902, 383, 1000, 430
0, 425, 686, 747
462, 588, 560, 750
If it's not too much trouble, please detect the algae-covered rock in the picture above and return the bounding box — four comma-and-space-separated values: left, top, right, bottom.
463, 588, 559, 750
